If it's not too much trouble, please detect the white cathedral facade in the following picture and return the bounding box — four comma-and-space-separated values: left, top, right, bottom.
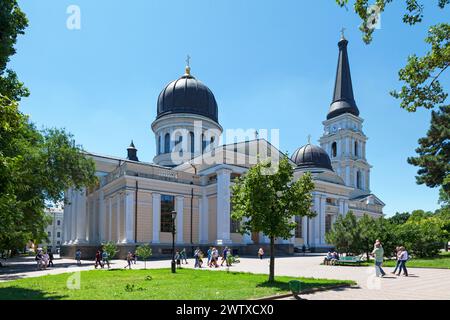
61, 35, 384, 258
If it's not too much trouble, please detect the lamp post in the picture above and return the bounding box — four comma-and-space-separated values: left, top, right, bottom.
171, 210, 177, 273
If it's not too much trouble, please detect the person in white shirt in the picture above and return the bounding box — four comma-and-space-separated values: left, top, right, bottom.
396, 246, 409, 276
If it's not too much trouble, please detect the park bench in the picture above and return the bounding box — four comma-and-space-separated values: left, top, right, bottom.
334, 256, 362, 266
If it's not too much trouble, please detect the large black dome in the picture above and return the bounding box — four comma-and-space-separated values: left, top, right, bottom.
291, 143, 333, 171
157, 69, 218, 123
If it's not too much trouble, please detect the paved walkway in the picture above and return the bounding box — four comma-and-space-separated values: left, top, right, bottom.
1, 255, 449, 300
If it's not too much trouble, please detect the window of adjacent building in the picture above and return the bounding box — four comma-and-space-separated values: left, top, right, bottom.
331, 142, 337, 157
354, 141, 358, 157
57, 232, 61, 238
164, 133, 170, 153
295, 216, 302, 238
57, 241, 60, 245
160, 195, 175, 232
57, 220, 61, 226
325, 214, 333, 234
48, 231, 51, 237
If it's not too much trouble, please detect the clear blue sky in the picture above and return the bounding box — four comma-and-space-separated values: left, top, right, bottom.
12, 0, 449, 215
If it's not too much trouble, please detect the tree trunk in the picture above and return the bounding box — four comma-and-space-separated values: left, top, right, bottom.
269, 236, 275, 282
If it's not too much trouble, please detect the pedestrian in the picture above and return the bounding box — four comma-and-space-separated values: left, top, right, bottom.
181, 248, 188, 264
95, 250, 102, 269
397, 246, 409, 277
391, 247, 401, 274
42, 251, 49, 269
221, 247, 229, 267
48, 250, 54, 267
258, 247, 264, 260
175, 251, 181, 268
124, 252, 133, 269
75, 249, 82, 266
372, 241, 385, 277
102, 250, 110, 269
211, 247, 219, 268
207, 247, 212, 266
133, 252, 137, 264
194, 247, 201, 268
198, 250, 204, 268
35, 251, 43, 270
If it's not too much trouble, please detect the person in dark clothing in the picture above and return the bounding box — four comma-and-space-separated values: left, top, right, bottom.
48, 250, 54, 267
95, 250, 103, 269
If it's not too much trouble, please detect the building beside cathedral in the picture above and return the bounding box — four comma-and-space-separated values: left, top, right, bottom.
61, 35, 384, 258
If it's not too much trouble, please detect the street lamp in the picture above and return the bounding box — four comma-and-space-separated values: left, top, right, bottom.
171, 210, 177, 273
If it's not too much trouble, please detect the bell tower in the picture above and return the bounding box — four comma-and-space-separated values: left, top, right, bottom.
319, 33, 371, 195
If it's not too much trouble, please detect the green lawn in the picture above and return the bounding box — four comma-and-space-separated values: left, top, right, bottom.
0, 268, 354, 300
331, 252, 450, 269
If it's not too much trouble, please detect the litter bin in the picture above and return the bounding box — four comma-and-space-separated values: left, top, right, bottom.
289, 280, 302, 295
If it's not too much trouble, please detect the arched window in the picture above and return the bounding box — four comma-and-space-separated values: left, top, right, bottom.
331, 142, 337, 158
202, 133, 206, 153
189, 132, 194, 155
354, 141, 358, 157
210, 136, 215, 146
164, 133, 170, 153
157, 135, 161, 155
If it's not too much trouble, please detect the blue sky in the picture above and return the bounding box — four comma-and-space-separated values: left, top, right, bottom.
12, 0, 449, 215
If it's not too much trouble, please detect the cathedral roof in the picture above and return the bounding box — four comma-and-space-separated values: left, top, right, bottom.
327, 35, 360, 120
291, 143, 333, 171
156, 64, 219, 123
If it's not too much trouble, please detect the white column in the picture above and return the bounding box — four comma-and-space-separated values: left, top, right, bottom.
312, 195, 321, 246
108, 197, 112, 241
152, 193, 161, 243
289, 216, 296, 244
302, 216, 308, 246
216, 168, 232, 244
75, 188, 87, 244
199, 191, 209, 243
176, 196, 184, 244
99, 190, 105, 243
71, 189, 77, 243
63, 190, 71, 244
116, 194, 121, 243
345, 166, 350, 186
343, 200, 349, 216
124, 191, 135, 243
320, 196, 326, 245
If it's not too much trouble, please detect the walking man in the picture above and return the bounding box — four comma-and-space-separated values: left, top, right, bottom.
397, 246, 409, 277
372, 242, 385, 277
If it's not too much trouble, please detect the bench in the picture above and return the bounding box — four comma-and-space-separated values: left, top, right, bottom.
334, 256, 362, 266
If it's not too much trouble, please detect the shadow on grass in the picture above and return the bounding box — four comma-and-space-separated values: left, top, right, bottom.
256, 279, 351, 293
0, 287, 67, 300
256, 281, 290, 292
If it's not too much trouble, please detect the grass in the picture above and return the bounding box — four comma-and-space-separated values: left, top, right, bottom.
0, 268, 353, 300
325, 252, 450, 269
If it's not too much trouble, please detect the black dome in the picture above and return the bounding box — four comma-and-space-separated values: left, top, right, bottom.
291, 144, 333, 171
157, 71, 218, 123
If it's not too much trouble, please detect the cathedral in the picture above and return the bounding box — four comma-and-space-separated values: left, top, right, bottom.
61, 34, 384, 258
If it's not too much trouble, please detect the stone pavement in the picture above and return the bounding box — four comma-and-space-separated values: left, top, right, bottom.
1, 255, 449, 300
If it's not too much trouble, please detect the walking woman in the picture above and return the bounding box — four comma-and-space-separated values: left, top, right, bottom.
396, 246, 409, 276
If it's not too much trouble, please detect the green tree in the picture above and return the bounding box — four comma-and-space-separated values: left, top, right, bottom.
0, 95, 97, 253
0, 0, 29, 100
135, 244, 152, 269
357, 214, 377, 260
325, 211, 361, 255
388, 212, 411, 225
102, 242, 118, 260
231, 156, 315, 282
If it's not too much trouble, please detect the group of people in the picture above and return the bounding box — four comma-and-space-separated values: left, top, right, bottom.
35, 249, 54, 270
323, 251, 340, 265
175, 248, 188, 267
192, 246, 234, 268
372, 240, 409, 277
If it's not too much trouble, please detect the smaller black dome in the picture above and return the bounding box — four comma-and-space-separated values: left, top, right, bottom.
291, 144, 333, 171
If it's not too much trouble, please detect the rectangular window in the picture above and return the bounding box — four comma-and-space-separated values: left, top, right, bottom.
57, 232, 61, 238
230, 218, 240, 233
48, 231, 51, 237
325, 214, 333, 234
57, 220, 61, 226
295, 216, 302, 238
160, 195, 175, 232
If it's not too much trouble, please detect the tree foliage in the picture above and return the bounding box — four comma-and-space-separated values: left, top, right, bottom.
231, 156, 316, 282
0, 0, 29, 100
0, 95, 97, 252
102, 242, 118, 260
135, 244, 152, 269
